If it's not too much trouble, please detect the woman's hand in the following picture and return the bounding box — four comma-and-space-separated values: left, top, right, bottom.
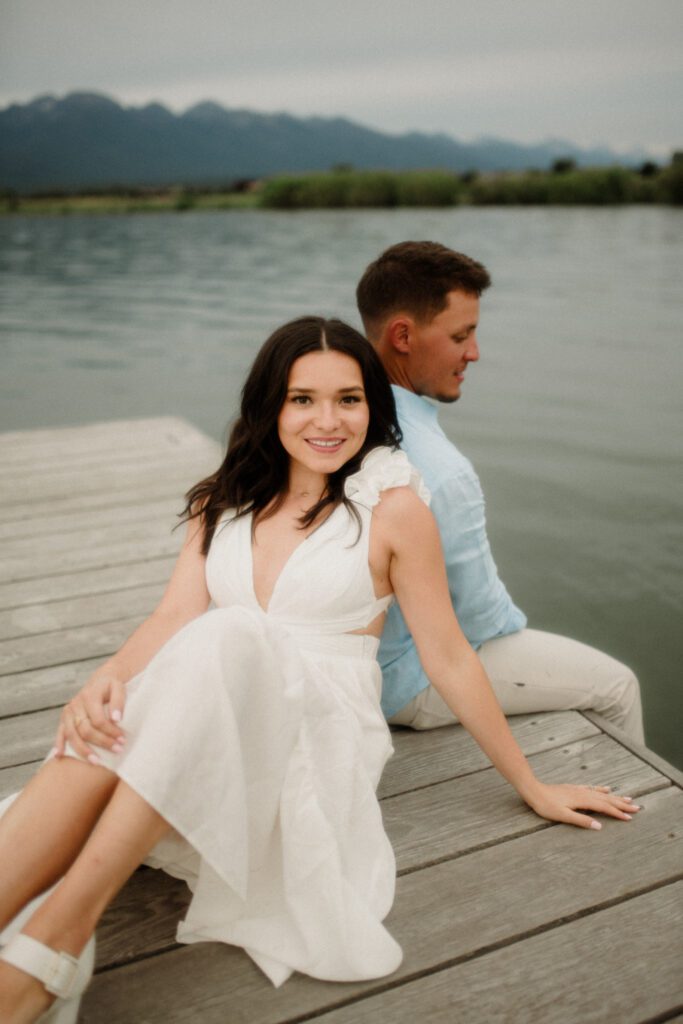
524, 781, 641, 830
54, 672, 127, 764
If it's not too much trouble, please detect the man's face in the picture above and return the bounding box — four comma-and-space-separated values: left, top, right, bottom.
408, 289, 480, 402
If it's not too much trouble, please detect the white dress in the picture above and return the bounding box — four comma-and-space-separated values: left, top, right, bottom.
1, 447, 430, 988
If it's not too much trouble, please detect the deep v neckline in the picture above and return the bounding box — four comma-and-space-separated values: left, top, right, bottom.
249, 507, 339, 614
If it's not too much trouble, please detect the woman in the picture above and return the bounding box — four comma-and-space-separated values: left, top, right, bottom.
0, 317, 638, 1023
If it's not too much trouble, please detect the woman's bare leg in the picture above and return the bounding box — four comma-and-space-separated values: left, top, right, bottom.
0, 770, 169, 1023
0, 757, 118, 932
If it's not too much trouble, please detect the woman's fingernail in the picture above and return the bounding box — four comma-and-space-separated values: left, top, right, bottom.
88, 754, 101, 766
590, 821, 602, 830
623, 796, 633, 802
112, 743, 124, 754
48, 747, 58, 758
116, 735, 126, 745
111, 710, 122, 723
623, 813, 632, 820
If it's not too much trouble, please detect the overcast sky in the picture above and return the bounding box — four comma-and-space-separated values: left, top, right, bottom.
1, 0, 681, 155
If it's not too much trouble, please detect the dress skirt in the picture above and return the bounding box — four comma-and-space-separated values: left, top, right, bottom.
2, 606, 402, 987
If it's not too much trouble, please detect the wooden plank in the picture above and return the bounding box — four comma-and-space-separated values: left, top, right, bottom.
385, 733, 670, 874
0, 615, 147, 675
306, 882, 683, 1024
0, 658, 119, 718
81, 791, 683, 1022
0, 485, 197, 525
0, 497, 179, 541
582, 709, 683, 789
0, 762, 40, 797
0, 436, 215, 477
0, 583, 165, 641
93, 867, 189, 969
0, 417, 213, 460
0, 455, 210, 498
1, 535, 181, 586
380, 712, 600, 798
1, 525, 181, 582
0, 455, 216, 507
0, 708, 61, 769
0, 558, 176, 612
2, 516, 180, 560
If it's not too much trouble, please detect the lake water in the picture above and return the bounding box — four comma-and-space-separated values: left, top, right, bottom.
1, 206, 681, 770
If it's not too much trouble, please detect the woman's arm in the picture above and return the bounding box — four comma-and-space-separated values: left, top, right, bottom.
376, 488, 638, 830
55, 515, 211, 761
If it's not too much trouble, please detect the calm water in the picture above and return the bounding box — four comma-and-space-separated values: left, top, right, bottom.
1, 207, 681, 769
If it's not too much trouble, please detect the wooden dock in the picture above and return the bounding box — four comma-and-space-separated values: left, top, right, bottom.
1, 418, 681, 1023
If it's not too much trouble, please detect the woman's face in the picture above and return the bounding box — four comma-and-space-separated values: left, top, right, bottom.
277, 349, 370, 478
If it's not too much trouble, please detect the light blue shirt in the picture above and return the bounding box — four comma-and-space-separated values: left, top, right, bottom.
379, 386, 527, 718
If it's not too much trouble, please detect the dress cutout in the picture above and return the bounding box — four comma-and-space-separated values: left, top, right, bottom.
0, 447, 430, 987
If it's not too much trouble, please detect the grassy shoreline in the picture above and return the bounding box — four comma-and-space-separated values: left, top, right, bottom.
3, 159, 681, 214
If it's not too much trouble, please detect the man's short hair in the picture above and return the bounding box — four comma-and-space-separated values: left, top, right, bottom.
356, 240, 491, 338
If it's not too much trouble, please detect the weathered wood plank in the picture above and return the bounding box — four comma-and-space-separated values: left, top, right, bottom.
0, 528, 183, 585
0, 762, 40, 796
582, 709, 683, 789
0, 417, 213, 460
380, 712, 600, 798
0, 437, 215, 480
0, 455, 216, 507
81, 791, 683, 1022
0, 583, 165, 641
0, 658, 118, 718
3, 516, 179, 561
0, 615, 148, 675
306, 882, 683, 1024
0, 558, 176, 612
0, 485, 194, 525
0, 497, 179, 541
385, 733, 670, 874
0, 708, 61, 769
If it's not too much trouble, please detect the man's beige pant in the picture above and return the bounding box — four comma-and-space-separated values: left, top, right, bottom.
388, 628, 645, 745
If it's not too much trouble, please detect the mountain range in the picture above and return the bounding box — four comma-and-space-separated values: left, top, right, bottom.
0, 92, 650, 193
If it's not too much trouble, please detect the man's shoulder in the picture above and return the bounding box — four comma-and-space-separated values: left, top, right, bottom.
398, 410, 478, 493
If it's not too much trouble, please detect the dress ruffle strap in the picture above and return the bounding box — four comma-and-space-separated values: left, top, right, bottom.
344, 447, 431, 509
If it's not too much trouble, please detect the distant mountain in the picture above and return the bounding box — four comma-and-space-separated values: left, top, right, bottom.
0, 92, 650, 192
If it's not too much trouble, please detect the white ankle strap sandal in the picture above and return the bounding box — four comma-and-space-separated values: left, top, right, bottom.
0, 932, 95, 1023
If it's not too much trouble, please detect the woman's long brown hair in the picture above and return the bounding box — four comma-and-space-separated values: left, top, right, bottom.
179, 316, 402, 555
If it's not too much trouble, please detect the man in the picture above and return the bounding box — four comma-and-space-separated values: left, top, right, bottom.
356, 240, 645, 744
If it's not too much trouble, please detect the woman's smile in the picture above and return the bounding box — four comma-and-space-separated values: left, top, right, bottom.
278, 350, 370, 483
305, 437, 346, 453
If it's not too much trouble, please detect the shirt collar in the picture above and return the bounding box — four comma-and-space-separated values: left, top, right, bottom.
391, 385, 440, 426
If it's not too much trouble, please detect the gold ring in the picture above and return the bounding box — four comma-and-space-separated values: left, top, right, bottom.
73, 714, 87, 726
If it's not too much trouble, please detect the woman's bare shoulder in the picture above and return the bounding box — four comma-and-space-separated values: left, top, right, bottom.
372, 485, 436, 539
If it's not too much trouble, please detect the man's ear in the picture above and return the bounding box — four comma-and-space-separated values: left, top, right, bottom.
386, 316, 413, 354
